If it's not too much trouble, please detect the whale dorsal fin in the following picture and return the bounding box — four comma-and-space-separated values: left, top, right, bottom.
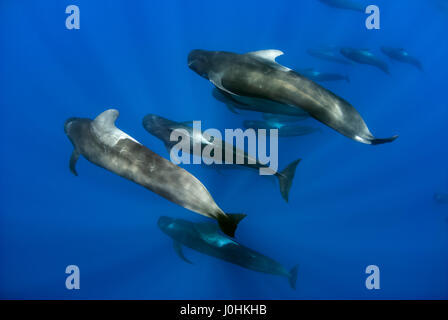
247, 49, 284, 62
93, 109, 119, 129
247, 49, 291, 71
173, 240, 192, 264
92, 109, 140, 146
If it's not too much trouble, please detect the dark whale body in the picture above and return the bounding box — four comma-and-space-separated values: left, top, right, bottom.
158, 216, 299, 289
381, 47, 423, 71
262, 113, 309, 123
340, 48, 390, 74
212, 87, 311, 118
143, 114, 301, 202
307, 48, 353, 65
188, 49, 397, 145
64, 109, 245, 237
243, 120, 320, 137
434, 193, 448, 204
299, 68, 350, 83
317, 0, 365, 12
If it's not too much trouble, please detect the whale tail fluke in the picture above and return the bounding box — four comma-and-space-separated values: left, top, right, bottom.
277, 159, 302, 202
217, 213, 246, 238
371, 135, 399, 145
289, 265, 299, 289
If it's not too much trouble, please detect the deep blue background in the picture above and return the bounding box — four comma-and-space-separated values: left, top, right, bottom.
1, 0, 447, 299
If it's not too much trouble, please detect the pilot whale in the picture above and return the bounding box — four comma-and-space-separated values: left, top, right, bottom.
158, 216, 299, 289
434, 193, 448, 204
243, 120, 321, 138
212, 87, 310, 118
64, 109, 245, 237
381, 47, 423, 71
307, 47, 353, 65
188, 49, 397, 145
340, 48, 390, 74
317, 0, 365, 12
143, 114, 301, 202
262, 113, 309, 123
298, 68, 350, 83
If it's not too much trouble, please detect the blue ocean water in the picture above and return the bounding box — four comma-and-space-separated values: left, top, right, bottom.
1, 0, 447, 299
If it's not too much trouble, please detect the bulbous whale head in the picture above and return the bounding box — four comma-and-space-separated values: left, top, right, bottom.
64, 117, 89, 146
188, 49, 213, 79
340, 47, 352, 57
142, 114, 181, 144
157, 216, 176, 233
64, 117, 80, 134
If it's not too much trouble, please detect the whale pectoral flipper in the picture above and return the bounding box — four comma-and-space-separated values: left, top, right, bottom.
225, 103, 240, 114
209, 72, 239, 96
69, 150, 80, 176
217, 213, 246, 238
173, 240, 192, 264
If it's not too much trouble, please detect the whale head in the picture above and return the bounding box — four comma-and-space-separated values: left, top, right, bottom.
64, 117, 89, 146
64, 117, 80, 134
142, 114, 183, 144
339, 47, 352, 57
188, 49, 213, 79
157, 216, 176, 234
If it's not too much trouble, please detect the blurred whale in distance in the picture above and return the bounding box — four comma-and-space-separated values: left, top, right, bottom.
158, 216, 299, 289
340, 47, 390, 74
317, 0, 365, 12
64, 109, 245, 237
381, 47, 423, 71
299, 68, 350, 83
307, 47, 353, 65
189, 49, 397, 145
243, 120, 321, 138
434, 193, 448, 204
143, 114, 302, 202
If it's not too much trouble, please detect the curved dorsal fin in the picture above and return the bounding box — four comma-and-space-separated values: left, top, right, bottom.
93, 109, 119, 129
247, 49, 284, 62
247, 49, 291, 72
91, 109, 141, 146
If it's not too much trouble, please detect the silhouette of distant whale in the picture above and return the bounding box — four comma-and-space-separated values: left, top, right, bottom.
299, 68, 350, 83
434, 193, 448, 204
381, 47, 423, 71
307, 47, 353, 65
340, 47, 390, 74
317, 0, 365, 12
